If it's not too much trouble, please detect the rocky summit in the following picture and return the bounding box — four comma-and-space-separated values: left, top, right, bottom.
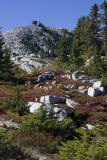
2, 25, 73, 73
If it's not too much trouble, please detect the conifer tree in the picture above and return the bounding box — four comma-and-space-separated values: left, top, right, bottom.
2, 47, 13, 80
0, 29, 13, 81
70, 17, 85, 68
0, 30, 4, 78
85, 4, 101, 58
100, 0, 107, 55
87, 47, 105, 76
58, 31, 69, 63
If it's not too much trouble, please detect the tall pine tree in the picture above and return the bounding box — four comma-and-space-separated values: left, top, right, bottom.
85, 4, 101, 58
100, 0, 107, 55
70, 17, 85, 68
0, 29, 13, 81
58, 31, 69, 63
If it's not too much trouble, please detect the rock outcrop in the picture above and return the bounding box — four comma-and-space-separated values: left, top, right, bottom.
40, 95, 66, 104
28, 102, 66, 121
72, 71, 97, 84
88, 81, 106, 97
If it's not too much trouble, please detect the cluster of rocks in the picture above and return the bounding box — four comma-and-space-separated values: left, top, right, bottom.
29, 102, 66, 122
71, 71, 106, 97
35, 70, 106, 98
72, 71, 98, 84
12, 55, 52, 73
28, 95, 79, 121
88, 81, 106, 97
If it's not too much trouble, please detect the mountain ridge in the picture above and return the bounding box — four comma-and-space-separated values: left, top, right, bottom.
2, 25, 73, 58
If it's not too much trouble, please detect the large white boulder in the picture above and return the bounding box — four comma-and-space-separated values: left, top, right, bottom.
40, 95, 66, 104
72, 71, 86, 81
66, 99, 79, 108
88, 87, 101, 97
29, 102, 42, 113
93, 81, 103, 89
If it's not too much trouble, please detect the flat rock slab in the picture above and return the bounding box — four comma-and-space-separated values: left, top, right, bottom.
0, 120, 19, 129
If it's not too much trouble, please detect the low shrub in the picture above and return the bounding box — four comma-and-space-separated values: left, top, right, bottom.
0, 129, 24, 159
16, 107, 80, 154
20, 109, 77, 138
30, 68, 40, 76
1, 86, 28, 116
57, 124, 107, 160
1, 97, 12, 110
57, 83, 64, 89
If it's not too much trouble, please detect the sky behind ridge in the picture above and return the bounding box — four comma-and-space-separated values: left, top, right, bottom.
0, 0, 105, 32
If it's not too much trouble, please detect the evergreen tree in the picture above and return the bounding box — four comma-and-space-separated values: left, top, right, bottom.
0, 29, 13, 81
70, 38, 84, 69
2, 47, 13, 80
100, 0, 107, 55
70, 17, 85, 68
0, 30, 4, 79
87, 47, 105, 76
58, 31, 69, 63
32, 20, 38, 26
85, 4, 101, 58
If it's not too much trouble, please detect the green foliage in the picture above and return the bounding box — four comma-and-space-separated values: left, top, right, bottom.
100, 0, 107, 56
1, 47, 14, 80
0, 31, 13, 81
21, 34, 40, 54
11, 86, 28, 116
69, 2, 107, 76
58, 31, 69, 63
20, 107, 76, 138
0, 129, 12, 159
57, 124, 107, 160
1, 97, 12, 110
30, 68, 40, 76
85, 54, 106, 77
0, 129, 25, 159
12, 106, 79, 154
57, 83, 64, 89
2, 86, 28, 116
35, 132, 62, 153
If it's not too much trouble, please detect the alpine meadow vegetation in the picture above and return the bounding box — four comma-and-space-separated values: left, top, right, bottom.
0, 1, 107, 159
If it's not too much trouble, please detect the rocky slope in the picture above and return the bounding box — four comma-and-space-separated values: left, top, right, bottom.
2, 25, 73, 73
